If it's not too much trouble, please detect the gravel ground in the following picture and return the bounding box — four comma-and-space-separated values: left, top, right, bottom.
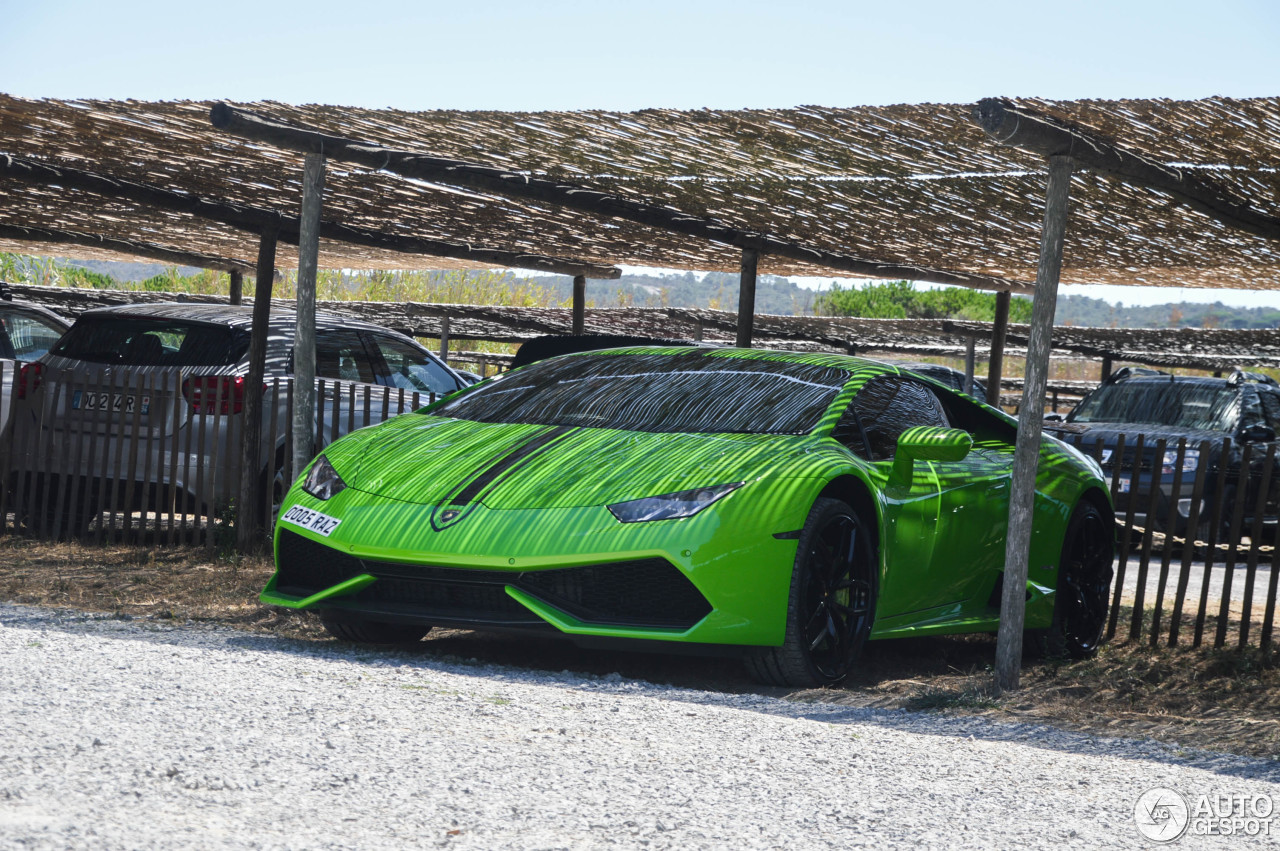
2, 603, 1278, 850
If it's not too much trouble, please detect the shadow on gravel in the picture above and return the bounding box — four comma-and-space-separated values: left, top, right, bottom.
7, 603, 1275, 782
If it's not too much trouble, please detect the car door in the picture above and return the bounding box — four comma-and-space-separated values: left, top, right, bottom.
313, 329, 381, 446
0, 306, 68, 429
837, 375, 1009, 626
363, 332, 463, 417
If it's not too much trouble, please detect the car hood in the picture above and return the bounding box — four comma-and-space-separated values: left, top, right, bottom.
339, 414, 813, 508
1068, 423, 1232, 453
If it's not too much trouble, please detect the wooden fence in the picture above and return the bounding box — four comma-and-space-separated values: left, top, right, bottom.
1, 359, 1274, 650
1064, 432, 1278, 651
0, 362, 431, 554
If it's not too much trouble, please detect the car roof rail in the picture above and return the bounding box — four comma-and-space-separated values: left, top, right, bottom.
1104, 366, 1169, 384
1228, 368, 1279, 387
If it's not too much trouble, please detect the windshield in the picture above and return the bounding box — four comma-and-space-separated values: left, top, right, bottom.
428, 350, 851, 434
1068, 381, 1239, 431
51, 316, 248, 366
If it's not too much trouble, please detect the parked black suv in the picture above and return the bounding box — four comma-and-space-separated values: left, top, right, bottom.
1065, 367, 1280, 543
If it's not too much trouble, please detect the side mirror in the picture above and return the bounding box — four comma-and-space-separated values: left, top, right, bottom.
892, 426, 973, 483
1238, 423, 1277, 443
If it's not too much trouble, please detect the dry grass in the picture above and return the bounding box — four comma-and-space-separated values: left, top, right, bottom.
2, 538, 1276, 758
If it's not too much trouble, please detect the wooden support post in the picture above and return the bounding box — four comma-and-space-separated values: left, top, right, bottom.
995, 155, 1074, 695
736, 248, 759, 348
292, 153, 325, 481
693, 319, 704, 342
986, 291, 1010, 407
964, 336, 976, 396
236, 228, 277, 552
439, 316, 451, 363
572, 275, 586, 335
1101, 355, 1113, 381
228, 269, 243, 305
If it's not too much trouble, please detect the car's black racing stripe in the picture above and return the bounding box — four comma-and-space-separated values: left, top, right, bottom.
430, 425, 578, 530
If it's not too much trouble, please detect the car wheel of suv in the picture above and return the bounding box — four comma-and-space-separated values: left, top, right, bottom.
320, 614, 430, 645
1044, 500, 1113, 659
745, 498, 877, 687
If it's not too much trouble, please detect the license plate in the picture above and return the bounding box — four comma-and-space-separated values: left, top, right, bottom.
280, 505, 342, 537
72, 390, 151, 415
1116, 476, 1130, 493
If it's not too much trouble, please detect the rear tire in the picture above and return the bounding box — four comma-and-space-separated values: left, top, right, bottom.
745, 498, 877, 687
1044, 500, 1113, 659
320, 614, 430, 645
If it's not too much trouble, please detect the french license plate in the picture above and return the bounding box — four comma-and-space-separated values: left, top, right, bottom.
280, 505, 342, 537
72, 390, 151, 415
1116, 476, 1130, 493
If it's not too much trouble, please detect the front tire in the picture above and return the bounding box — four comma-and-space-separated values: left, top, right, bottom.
746, 498, 877, 687
1045, 500, 1113, 658
320, 614, 430, 645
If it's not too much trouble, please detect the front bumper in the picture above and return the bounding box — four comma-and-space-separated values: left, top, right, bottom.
262, 483, 809, 647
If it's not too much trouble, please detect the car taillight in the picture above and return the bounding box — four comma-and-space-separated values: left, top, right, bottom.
182, 375, 261, 415
16, 363, 43, 400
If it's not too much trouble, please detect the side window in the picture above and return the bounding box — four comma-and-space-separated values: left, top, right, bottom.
4, 312, 65, 362
315, 331, 376, 384
1260, 391, 1280, 433
370, 335, 460, 395
847, 375, 949, 461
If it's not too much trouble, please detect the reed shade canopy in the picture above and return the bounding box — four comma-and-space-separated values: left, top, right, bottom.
0, 94, 1276, 292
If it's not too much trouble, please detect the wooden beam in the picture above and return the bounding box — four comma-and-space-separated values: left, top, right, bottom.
236, 227, 279, 552
439, 315, 451, 362
0, 222, 253, 274
995, 155, 1074, 695
986, 291, 1010, 407
963, 335, 976, 396
228, 269, 243, 305
1101, 354, 1113, 381
210, 104, 1033, 294
0, 154, 621, 280
736, 248, 759, 348
973, 99, 1280, 242
572, 274, 586, 335
292, 154, 325, 481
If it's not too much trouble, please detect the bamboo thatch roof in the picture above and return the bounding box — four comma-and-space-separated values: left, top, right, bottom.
1, 94, 1278, 291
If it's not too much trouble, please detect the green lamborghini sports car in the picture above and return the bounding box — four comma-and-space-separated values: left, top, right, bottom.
263, 347, 1115, 686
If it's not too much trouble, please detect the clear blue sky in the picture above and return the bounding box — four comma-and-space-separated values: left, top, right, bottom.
4, 0, 1278, 307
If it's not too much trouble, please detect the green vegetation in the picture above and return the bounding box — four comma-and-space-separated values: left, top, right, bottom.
815, 279, 1035, 322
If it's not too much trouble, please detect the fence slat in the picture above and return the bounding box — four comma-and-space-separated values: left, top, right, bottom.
262, 377, 282, 539
56, 371, 90, 539
1260, 504, 1280, 648
1168, 440, 1211, 646
1129, 438, 1166, 641
1108, 433, 1142, 640
203, 379, 226, 554
34, 379, 67, 539
137, 373, 157, 542
121, 372, 147, 539
90, 370, 115, 546
1214, 443, 1253, 648
0, 364, 17, 533
1238, 443, 1275, 648
1149, 438, 1188, 645
166, 382, 183, 546
1193, 437, 1234, 648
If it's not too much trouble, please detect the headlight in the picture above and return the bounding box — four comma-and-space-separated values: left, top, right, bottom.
607, 483, 742, 523
1162, 448, 1200, 475
302, 455, 346, 500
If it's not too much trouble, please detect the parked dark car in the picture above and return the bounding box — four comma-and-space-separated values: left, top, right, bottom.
11, 303, 470, 532
1065, 367, 1280, 544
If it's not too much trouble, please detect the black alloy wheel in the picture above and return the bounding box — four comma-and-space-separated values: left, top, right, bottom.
747, 498, 877, 687
1048, 500, 1114, 658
